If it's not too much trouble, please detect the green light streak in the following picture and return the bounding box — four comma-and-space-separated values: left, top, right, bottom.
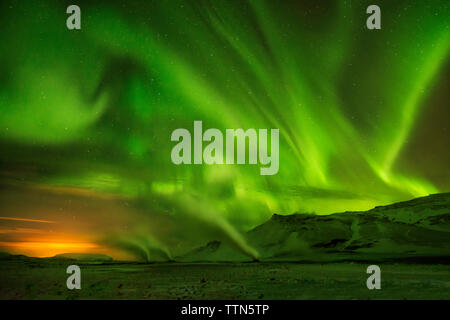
0, 1, 448, 241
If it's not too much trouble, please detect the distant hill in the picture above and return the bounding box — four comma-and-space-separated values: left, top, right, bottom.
0, 252, 113, 262
181, 193, 450, 262
0, 252, 29, 260
52, 253, 113, 261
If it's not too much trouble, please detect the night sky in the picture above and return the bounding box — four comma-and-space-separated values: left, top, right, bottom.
0, 0, 448, 260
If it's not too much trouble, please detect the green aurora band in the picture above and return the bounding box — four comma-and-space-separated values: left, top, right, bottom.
0, 0, 449, 260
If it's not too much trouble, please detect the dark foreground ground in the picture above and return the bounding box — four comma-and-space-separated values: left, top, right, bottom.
0, 260, 449, 299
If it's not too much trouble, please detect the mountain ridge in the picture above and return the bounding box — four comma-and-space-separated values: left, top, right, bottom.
180, 193, 450, 262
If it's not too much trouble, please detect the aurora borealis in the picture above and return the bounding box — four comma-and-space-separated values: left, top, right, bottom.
0, 0, 448, 260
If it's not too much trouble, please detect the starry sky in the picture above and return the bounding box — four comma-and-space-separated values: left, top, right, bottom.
0, 0, 448, 260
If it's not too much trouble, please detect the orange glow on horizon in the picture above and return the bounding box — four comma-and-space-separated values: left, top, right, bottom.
0, 241, 100, 257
